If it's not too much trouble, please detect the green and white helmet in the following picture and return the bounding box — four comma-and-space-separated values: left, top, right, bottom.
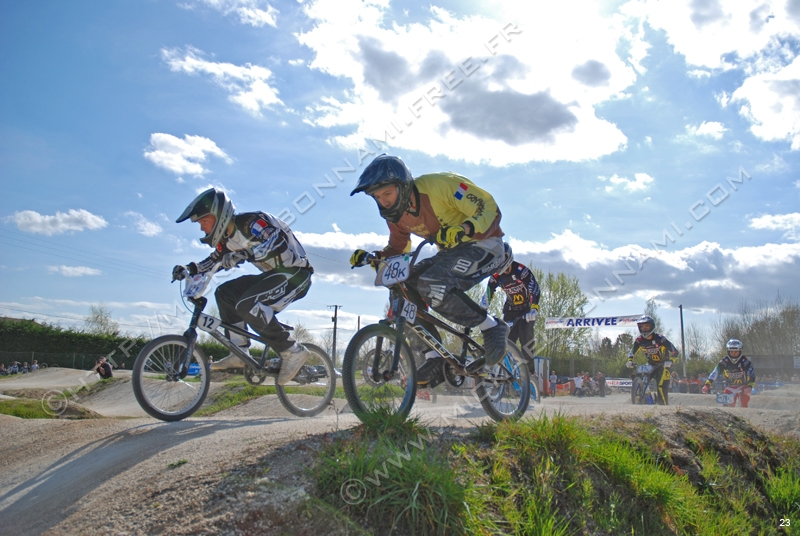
176, 188, 235, 248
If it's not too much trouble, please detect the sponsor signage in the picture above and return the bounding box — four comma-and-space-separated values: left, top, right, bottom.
605, 379, 632, 388
544, 314, 642, 330
794, 356, 800, 369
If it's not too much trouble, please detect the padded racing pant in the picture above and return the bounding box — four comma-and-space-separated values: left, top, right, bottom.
507, 315, 535, 365
405, 236, 506, 329
215, 266, 312, 353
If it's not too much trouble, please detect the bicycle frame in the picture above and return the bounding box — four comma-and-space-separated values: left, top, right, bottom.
370, 240, 510, 386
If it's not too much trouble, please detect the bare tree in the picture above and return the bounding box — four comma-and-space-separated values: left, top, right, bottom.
712, 293, 800, 356
84, 304, 120, 336
685, 321, 709, 359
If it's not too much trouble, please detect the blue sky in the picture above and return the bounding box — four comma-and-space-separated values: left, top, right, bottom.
2, 0, 799, 350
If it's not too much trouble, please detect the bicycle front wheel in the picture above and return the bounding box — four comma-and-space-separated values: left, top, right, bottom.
275, 343, 336, 417
475, 341, 530, 421
342, 324, 416, 421
631, 377, 645, 405
132, 335, 210, 421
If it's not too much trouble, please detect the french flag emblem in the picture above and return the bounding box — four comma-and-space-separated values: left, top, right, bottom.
251, 218, 268, 236
454, 183, 468, 200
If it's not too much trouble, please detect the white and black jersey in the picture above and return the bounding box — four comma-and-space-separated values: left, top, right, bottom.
194, 212, 311, 274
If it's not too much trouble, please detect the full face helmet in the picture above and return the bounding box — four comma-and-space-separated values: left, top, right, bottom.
176, 188, 235, 248
350, 155, 414, 223
637, 315, 656, 338
726, 339, 743, 363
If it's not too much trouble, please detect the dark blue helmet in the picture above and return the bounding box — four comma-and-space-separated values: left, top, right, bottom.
637, 315, 656, 337
350, 155, 414, 223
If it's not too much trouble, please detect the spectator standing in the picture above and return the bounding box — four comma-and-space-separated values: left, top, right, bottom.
595, 371, 606, 397
31, 360, 38, 371
573, 374, 584, 397
94, 357, 113, 379
0, 363, 6, 376
549, 371, 557, 398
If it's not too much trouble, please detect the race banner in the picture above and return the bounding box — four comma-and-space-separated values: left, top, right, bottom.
544, 314, 642, 330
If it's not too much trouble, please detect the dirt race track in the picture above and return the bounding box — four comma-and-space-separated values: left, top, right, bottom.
1, 368, 799, 535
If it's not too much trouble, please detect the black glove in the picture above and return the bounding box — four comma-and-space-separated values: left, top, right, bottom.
435, 225, 465, 248
172, 265, 188, 282
350, 249, 372, 268
221, 251, 249, 270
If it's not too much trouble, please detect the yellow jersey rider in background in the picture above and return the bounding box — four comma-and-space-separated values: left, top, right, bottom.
626, 314, 679, 405
350, 155, 513, 385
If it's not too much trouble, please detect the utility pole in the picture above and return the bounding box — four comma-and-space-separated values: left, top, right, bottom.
679, 304, 687, 378
328, 305, 342, 366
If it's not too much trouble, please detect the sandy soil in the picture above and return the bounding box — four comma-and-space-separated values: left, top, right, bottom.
1, 369, 798, 535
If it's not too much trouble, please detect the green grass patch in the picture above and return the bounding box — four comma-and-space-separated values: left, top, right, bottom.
0, 397, 98, 419
168, 459, 188, 469
311, 409, 800, 536
195, 379, 343, 416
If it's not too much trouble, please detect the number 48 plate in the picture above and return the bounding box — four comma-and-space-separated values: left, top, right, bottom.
400, 300, 417, 323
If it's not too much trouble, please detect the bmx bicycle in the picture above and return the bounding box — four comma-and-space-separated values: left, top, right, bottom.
715, 384, 751, 407
342, 240, 530, 422
132, 265, 336, 421
630, 361, 672, 406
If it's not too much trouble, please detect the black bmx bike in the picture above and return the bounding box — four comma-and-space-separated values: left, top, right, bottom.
342, 240, 530, 422
132, 265, 336, 421
630, 360, 672, 406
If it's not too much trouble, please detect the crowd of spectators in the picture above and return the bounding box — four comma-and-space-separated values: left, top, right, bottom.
0, 360, 40, 376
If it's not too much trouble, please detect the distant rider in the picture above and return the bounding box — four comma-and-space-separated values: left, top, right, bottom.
626, 315, 679, 405
483, 260, 541, 366
349, 155, 512, 385
701, 339, 756, 407
172, 188, 313, 386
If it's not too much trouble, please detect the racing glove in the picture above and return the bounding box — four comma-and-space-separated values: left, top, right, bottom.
701, 384, 710, 394
524, 306, 539, 322
172, 265, 189, 282
435, 225, 465, 248
625, 360, 634, 369
350, 249, 372, 268
221, 251, 250, 270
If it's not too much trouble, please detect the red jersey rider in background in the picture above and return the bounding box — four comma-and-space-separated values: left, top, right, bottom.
626, 315, 679, 405
483, 261, 540, 365
702, 339, 756, 407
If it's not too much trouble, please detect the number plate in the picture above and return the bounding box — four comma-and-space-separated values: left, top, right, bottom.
375, 255, 412, 287
198, 313, 221, 333
635, 364, 653, 374
716, 393, 735, 404
400, 300, 417, 323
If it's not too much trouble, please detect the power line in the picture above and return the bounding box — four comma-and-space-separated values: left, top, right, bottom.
0, 229, 165, 277
0, 239, 165, 281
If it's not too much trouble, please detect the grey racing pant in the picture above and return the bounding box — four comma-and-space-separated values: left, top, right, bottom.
215, 266, 312, 353
405, 236, 506, 329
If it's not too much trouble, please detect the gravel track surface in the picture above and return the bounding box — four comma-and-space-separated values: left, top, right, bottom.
1, 369, 798, 535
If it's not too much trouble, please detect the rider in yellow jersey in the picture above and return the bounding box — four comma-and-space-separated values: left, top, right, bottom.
350, 155, 513, 385
626, 315, 679, 405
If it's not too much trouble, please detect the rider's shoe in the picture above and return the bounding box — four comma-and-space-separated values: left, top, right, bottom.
416, 356, 444, 386
210, 348, 248, 371
466, 317, 509, 373
277, 343, 310, 386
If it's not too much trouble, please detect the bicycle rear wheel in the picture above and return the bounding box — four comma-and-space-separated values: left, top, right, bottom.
342, 324, 416, 421
275, 343, 336, 417
132, 335, 210, 421
475, 342, 530, 421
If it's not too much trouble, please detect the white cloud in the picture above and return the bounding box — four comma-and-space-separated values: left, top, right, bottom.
188, 0, 279, 27
8, 209, 108, 235
144, 133, 231, 177
601, 172, 654, 192
755, 154, 790, 173
623, 0, 800, 150
47, 265, 102, 277
686, 121, 727, 140
750, 213, 800, 240
123, 211, 163, 237
732, 55, 800, 149
297, 0, 641, 165
162, 47, 283, 116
